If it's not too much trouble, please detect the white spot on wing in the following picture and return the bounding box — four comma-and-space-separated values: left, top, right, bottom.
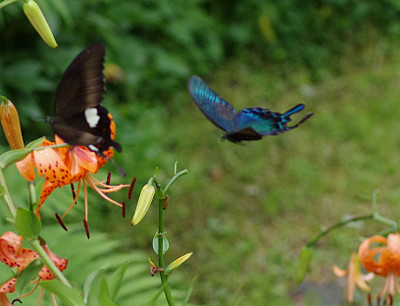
85, 108, 100, 128
88, 144, 98, 152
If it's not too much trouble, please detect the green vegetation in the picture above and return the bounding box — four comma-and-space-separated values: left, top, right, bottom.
1, 0, 400, 305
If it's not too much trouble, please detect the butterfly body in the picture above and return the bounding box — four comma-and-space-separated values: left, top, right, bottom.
46, 44, 121, 154
188, 75, 313, 143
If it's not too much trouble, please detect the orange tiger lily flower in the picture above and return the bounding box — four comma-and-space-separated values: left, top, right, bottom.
0, 231, 68, 303
16, 134, 134, 237
358, 233, 400, 305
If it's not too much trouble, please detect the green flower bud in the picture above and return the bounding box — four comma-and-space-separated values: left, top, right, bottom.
165, 252, 193, 275
131, 184, 155, 226
23, 0, 58, 48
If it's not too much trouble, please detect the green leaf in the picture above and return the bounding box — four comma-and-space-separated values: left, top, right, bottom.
152, 232, 169, 255
296, 246, 313, 283
0, 149, 33, 170
26, 136, 45, 149
15, 208, 41, 241
99, 276, 117, 306
0, 264, 16, 288
0, 136, 44, 169
108, 262, 127, 301
40, 280, 86, 306
83, 269, 104, 303
0, 184, 5, 197
15, 259, 42, 297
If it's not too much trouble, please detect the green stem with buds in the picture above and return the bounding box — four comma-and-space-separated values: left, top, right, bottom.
158, 197, 175, 305
154, 164, 188, 306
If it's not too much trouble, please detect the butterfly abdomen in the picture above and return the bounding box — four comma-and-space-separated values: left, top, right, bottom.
234, 107, 280, 133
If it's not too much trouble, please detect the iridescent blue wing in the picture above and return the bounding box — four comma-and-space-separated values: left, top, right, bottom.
227, 104, 313, 142
188, 75, 236, 133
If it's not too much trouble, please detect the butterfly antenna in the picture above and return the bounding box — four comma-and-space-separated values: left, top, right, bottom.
289, 112, 314, 129
108, 157, 126, 177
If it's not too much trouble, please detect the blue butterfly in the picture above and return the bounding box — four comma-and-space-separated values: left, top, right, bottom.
188, 75, 313, 143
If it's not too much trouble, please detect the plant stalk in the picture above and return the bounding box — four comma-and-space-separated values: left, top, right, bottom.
158, 197, 175, 306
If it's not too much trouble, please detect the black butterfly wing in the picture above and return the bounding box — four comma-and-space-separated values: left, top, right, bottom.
54, 44, 106, 118
49, 44, 121, 153
223, 127, 262, 143
188, 75, 236, 133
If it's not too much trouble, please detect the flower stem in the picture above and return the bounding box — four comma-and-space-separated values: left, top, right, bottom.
0, 0, 19, 9
0, 168, 16, 218
30, 239, 71, 287
158, 197, 175, 305
306, 214, 374, 248
164, 169, 188, 194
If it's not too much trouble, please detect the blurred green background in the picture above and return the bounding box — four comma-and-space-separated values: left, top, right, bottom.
2, 0, 400, 305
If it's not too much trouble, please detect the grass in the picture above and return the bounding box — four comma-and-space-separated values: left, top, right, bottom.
3, 44, 400, 305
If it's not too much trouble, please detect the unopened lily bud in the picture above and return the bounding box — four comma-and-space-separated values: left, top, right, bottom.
23, 0, 58, 48
0, 97, 25, 150
165, 252, 193, 276
131, 184, 155, 226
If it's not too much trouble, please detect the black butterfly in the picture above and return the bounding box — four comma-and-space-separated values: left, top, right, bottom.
188, 75, 313, 143
45, 44, 121, 154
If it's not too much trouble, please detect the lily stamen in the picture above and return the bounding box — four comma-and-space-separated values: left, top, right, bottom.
84, 174, 124, 207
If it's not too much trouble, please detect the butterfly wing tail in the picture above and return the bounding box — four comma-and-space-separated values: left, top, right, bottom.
282, 104, 305, 118
289, 112, 313, 130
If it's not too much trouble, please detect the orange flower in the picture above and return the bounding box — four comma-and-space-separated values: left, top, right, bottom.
16, 134, 134, 237
0, 231, 68, 295
333, 253, 373, 303
359, 233, 400, 304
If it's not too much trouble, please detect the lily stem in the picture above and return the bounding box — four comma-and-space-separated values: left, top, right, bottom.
164, 169, 188, 194
30, 239, 71, 287
0, 168, 16, 218
158, 197, 175, 306
306, 214, 374, 248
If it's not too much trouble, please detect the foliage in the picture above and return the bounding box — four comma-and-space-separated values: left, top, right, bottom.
1, 0, 400, 139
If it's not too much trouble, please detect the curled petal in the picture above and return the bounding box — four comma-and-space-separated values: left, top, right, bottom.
0, 232, 38, 270
380, 234, 400, 274
333, 265, 348, 277
38, 245, 68, 280
358, 235, 388, 276
65, 147, 98, 177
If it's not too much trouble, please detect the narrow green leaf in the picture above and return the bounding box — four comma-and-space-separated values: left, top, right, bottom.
15, 208, 41, 241
15, 260, 42, 297
99, 276, 117, 306
0, 185, 5, 197
26, 136, 45, 149
152, 232, 169, 255
40, 280, 85, 306
83, 270, 102, 303
108, 262, 127, 301
182, 276, 197, 305
0, 136, 44, 169
296, 246, 313, 283
0, 149, 32, 169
